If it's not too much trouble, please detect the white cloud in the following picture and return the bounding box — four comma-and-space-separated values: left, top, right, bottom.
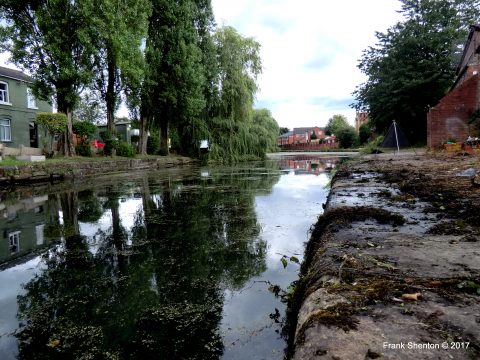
212, 0, 403, 128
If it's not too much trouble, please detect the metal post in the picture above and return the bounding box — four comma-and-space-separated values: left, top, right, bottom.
393, 120, 400, 154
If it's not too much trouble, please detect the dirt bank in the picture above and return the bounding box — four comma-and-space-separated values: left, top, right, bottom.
288, 151, 480, 360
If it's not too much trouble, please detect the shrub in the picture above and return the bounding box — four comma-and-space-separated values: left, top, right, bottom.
73, 121, 97, 140
75, 142, 93, 157
336, 127, 359, 148
115, 141, 135, 158
99, 130, 116, 156
147, 131, 160, 154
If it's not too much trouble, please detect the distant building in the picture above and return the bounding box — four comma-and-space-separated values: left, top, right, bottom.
355, 112, 369, 133
277, 126, 326, 146
427, 24, 480, 147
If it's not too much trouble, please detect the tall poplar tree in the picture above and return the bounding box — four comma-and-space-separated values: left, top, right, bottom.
140, 0, 212, 155
0, 0, 96, 156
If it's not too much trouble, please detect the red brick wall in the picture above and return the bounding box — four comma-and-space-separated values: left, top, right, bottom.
427, 74, 480, 148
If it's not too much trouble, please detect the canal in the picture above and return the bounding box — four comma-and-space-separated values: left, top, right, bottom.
0, 154, 340, 360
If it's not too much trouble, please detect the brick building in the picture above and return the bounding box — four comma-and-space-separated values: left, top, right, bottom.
427, 24, 480, 148
277, 126, 325, 146
355, 112, 369, 133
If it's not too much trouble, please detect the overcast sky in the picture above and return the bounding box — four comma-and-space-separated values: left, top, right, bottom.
212, 0, 404, 129
1, 0, 404, 129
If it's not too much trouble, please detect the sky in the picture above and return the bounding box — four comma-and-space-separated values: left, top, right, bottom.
211, 0, 404, 129
0, 0, 404, 130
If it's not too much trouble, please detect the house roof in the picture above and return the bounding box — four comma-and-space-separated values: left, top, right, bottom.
0, 66, 32, 82
279, 131, 293, 138
455, 24, 480, 76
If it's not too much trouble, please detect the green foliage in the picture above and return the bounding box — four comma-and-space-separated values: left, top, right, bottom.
352, 0, 480, 144
336, 127, 359, 148
36, 113, 68, 135
115, 141, 135, 158
99, 130, 116, 156
82, 0, 151, 130
214, 26, 262, 123
279, 127, 290, 135
1, 0, 98, 156
310, 131, 318, 140
141, 0, 211, 155
325, 115, 349, 136
208, 117, 266, 162
147, 131, 160, 155
252, 108, 280, 153
73, 121, 97, 140
75, 143, 93, 157
360, 135, 385, 154
73, 92, 106, 124
359, 123, 372, 144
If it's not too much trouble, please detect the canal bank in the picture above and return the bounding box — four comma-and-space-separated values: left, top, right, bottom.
0, 155, 197, 185
288, 151, 480, 359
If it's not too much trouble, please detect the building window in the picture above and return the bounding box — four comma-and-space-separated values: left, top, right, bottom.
0, 82, 10, 104
27, 88, 38, 109
0, 118, 11, 141
9, 231, 21, 254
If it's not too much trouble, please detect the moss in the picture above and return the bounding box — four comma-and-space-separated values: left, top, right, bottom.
295, 303, 359, 346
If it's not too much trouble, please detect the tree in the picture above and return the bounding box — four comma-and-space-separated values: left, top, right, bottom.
279, 127, 290, 135
36, 113, 67, 156
352, 0, 480, 144
139, 0, 212, 156
214, 26, 262, 123
359, 122, 372, 144
252, 108, 280, 153
325, 114, 349, 135
336, 127, 358, 148
0, 0, 97, 156
82, 0, 150, 133
73, 91, 106, 124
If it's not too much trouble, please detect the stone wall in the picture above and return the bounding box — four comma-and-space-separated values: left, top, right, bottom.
0, 156, 197, 185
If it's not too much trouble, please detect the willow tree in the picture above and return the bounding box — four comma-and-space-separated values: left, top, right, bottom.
214, 26, 262, 123
0, 0, 96, 156
207, 26, 263, 161
82, 0, 150, 133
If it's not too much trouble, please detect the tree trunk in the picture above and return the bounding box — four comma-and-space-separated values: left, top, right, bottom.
57, 93, 76, 157
139, 111, 148, 155
159, 118, 169, 155
106, 51, 116, 134
66, 109, 76, 156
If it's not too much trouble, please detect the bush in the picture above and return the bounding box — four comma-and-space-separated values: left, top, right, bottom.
99, 130, 116, 156
359, 123, 372, 145
147, 131, 160, 154
360, 135, 385, 154
73, 121, 97, 140
336, 127, 359, 148
75, 142, 93, 157
115, 141, 135, 158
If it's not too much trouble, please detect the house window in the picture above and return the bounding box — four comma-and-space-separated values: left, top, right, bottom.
0, 82, 10, 104
8, 231, 21, 254
0, 118, 11, 141
27, 88, 38, 109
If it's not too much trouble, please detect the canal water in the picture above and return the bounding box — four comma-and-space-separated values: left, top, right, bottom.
0, 155, 338, 360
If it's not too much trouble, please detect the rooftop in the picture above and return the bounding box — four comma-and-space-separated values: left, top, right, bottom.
0, 66, 32, 82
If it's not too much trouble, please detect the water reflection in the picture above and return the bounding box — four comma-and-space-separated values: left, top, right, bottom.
0, 157, 336, 360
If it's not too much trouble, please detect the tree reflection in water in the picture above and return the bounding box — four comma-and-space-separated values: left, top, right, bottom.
15, 165, 279, 359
